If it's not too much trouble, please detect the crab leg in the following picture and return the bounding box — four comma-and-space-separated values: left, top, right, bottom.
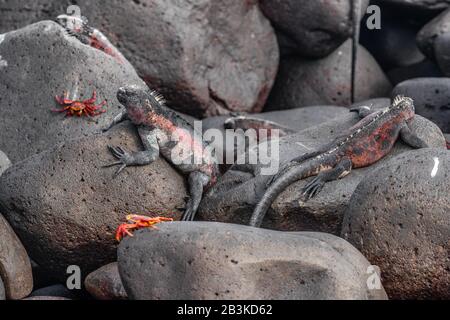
51, 106, 72, 112
85, 90, 97, 104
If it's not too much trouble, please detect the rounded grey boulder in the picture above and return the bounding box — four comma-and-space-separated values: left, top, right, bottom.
118, 222, 387, 300
259, 0, 369, 58
392, 78, 450, 133
0, 20, 145, 163
85, 262, 127, 300
417, 7, 450, 59
0, 213, 33, 300
361, 14, 424, 70
0, 0, 279, 117
342, 148, 450, 299
266, 40, 392, 110
433, 32, 450, 76
0, 122, 187, 281
29, 284, 77, 300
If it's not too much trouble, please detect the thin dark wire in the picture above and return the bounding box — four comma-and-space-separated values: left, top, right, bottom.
351, 0, 362, 104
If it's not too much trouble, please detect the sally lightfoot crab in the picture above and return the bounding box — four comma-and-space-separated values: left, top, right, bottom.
52, 90, 107, 117
115, 214, 173, 241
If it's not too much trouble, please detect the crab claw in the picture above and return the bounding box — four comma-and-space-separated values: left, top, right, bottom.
115, 223, 136, 242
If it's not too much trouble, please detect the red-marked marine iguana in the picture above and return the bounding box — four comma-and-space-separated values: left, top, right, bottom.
104, 85, 220, 221
56, 14, 125, 64
249, 96, 429, 227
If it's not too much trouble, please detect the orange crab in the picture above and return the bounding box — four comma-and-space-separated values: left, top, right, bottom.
52, 90, 107, 117
115, 214, 173, 241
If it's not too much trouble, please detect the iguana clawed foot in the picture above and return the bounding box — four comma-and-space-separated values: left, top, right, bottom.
115, 214, 173, 241
103, 145, 135, 177
301, 176, 325, 200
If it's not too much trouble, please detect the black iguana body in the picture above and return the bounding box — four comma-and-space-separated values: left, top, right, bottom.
56, 14, 126, 64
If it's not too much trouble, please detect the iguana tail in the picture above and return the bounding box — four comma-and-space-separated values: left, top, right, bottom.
249, 155, 335, 227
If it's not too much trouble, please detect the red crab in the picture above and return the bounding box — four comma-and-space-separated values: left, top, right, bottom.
115, 214, 174, 242
52, 90, 107, 117
447, 140, 450, 150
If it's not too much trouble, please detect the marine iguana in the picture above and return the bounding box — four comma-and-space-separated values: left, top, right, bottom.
224, 115, 297, 142
104, 85, 220, 221
56, 14, 125, 64
249, 96, 429, 227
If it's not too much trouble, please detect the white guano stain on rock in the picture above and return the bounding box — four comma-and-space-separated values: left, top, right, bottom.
431, 157, 439, 178
0, 35, 6, 68
0, 56, 7, 68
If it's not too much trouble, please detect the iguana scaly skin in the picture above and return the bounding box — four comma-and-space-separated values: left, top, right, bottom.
56, 14, 126, 64
224, 115, 297, 142
249, 96, 429, 227
104, 85, 220, 221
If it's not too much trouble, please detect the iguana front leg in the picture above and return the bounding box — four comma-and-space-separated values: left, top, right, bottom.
302, 157, 352, 200
182, 171, 210, 221
102, 109, 128, 132
104, 127, 159, 177
400, 124, 429, 149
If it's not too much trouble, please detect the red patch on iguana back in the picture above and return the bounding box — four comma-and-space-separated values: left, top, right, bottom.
346, 116, 403, 168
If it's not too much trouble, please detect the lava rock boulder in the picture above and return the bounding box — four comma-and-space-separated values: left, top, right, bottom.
417, 7, 450, 60
0, 20, 145, 163
387, 60, 443, 86
85, 262, 127, 300
266, 40, 392, 110
0, 0, 279, 117
392, 78, 450, 133
379, 0, 450, 10
29, 284, 77, 300
342, 148, 450, 299
0, 121, 187, 281
0, 213, 33, 300
24, 296, 71, 300
433, 32, 450, 76
118, 222, 387, 300
361, 12, 424, 70
259, 0, 369, 58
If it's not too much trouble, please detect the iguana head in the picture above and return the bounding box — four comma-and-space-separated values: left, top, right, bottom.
56, 14, 90, 42
117, 85, 167, 125
390, 95, 415, 121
